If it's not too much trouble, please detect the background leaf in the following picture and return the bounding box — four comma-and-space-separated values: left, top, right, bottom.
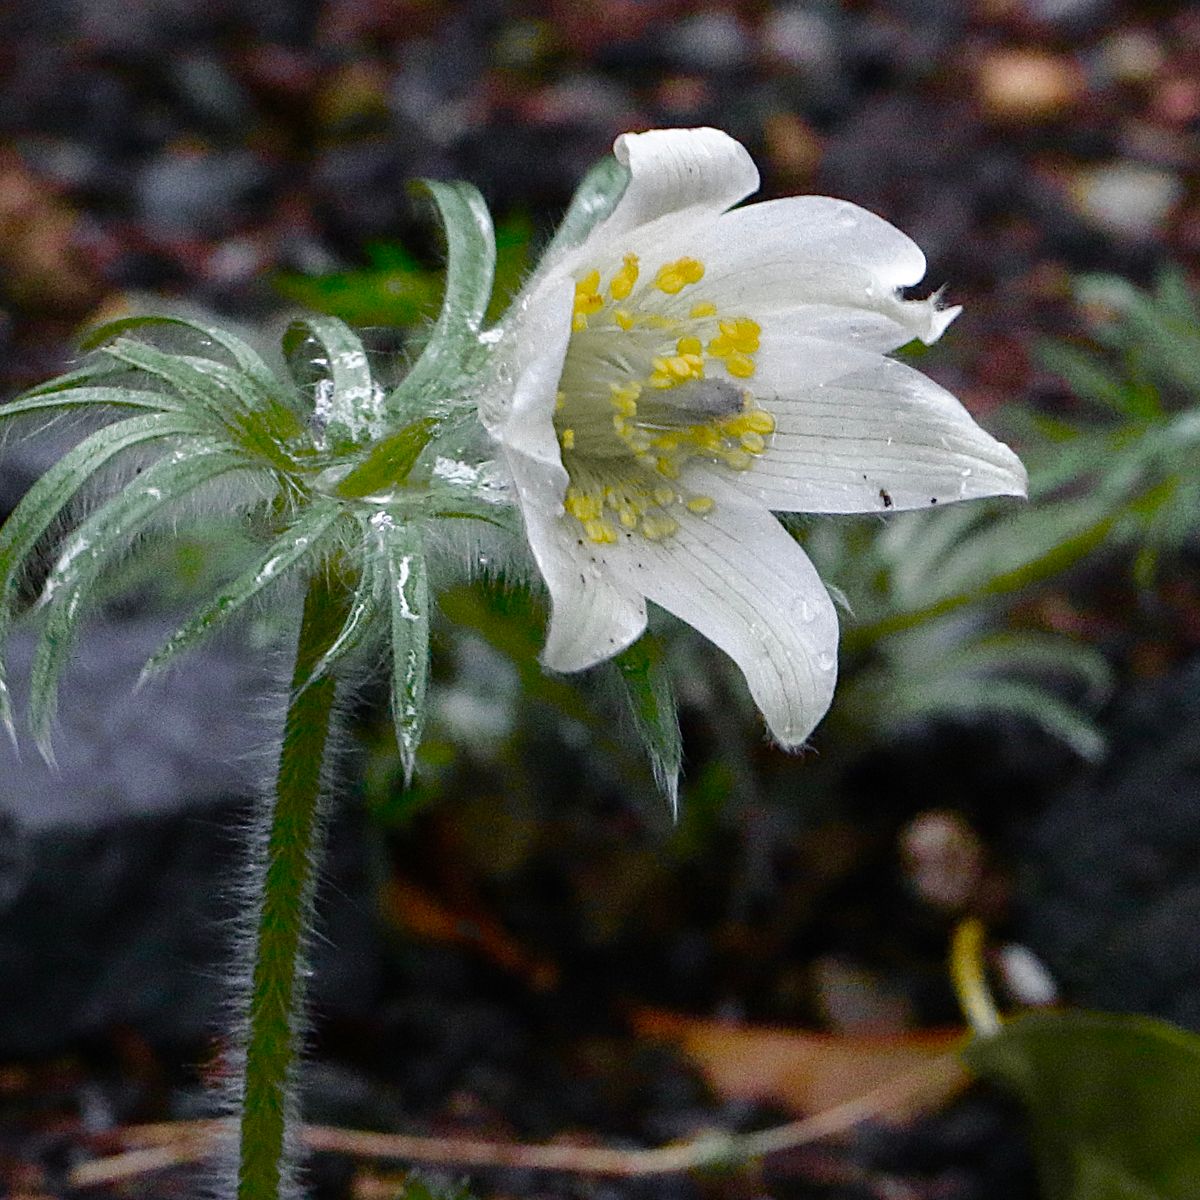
964, 1012, 1200, 1200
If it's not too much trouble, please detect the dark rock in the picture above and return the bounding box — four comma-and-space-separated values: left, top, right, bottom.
1017, 655, 1200, 1028
0, 617, 381, 1055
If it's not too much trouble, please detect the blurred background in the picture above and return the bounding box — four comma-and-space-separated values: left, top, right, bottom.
1, 2, 1199, 1198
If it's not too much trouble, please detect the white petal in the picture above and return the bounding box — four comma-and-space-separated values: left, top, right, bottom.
727, 338, 1027, 514
712, 196, 930, 289
533, 503, 649, 673
492, 277, 648, 672
607, 479, 839, 746
483, 279, 571, 464
757, 296, 961, 353
641, 196, 955, 347
593, 128, 759, 244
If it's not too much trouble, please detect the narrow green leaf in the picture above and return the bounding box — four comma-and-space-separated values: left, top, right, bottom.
283, 316, 377, 450
903, 492, 1119, 612
379, 519, 430, 786
903, 676, 1105, 760
880, 505, 985, 607
101, 338, 252, 422
81, 315, 306, 445
1037, 341, 1142, 417
139, 502, 344, 683
17, 359, 125, 397
939, 631, 1114, 700
540, 154, 630, 262
615, 634, 682, 814
298, 551, 380, 689
97, 340, 302, 467
334, 418, 436, 498
416, 179, 496, 339
29, 447, 245, 756
0, 411, 207, 740
394, 180, 497, 408
81, 314, 283, 400
1, 386, 189, 422
964, 1012, 1200, 1200
1153, 266, 1200, 327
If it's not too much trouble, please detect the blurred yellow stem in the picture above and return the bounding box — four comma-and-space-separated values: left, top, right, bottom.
950, 918, 1002, 1038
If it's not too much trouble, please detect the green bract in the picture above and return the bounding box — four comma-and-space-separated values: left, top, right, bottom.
0, 181, 501, 783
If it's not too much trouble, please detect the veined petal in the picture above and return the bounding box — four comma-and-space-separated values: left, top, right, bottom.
537, 498, 648, 672
710, 196, 930, 291
607, 478, 839, 746
728, 339, 1027, 514
622, 196, 955, 348
754, 296, 960, 354
598, 128, 759, 244
494, 277, 648, 672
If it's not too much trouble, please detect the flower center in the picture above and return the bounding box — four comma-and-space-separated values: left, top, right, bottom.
554, 252, 775, 545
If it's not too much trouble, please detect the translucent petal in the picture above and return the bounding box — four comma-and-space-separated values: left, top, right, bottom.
606, 479, 839, 747
493, 279, 648, 671
618, 196, 956, 348
600, 128, 759, 243
708, 196, 930, 291
724, 339, 1027, 514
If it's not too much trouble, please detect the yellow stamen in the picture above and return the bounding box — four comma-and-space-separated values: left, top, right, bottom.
743, 409, 776, 435
654, 257, 705, 295
725, 352, 755, 378
584, 518, 619, 544
609, 253, 639, 300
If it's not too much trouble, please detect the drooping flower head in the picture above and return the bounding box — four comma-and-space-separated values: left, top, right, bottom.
482, 128, 1026, 746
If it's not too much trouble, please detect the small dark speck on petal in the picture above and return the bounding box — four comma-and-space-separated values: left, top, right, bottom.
879, 488, 893, 509
930, 497, 938, 504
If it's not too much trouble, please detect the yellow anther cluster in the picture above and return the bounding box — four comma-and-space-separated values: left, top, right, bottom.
653, 257, 705, 295
707, 317, 761, 379
572, 269, 604, 331
555, 249, 776, 545
609, 253, 639, 300
647, 348, 705, 390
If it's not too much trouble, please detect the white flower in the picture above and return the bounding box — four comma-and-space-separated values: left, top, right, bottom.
481, 127, 1026, 746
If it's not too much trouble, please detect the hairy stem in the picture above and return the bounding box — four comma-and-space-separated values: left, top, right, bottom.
238, 566, 351, 1200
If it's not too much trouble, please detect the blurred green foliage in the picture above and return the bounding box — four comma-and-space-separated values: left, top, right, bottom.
274, 215, 532, 329
966, 1012, 1200, 1200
